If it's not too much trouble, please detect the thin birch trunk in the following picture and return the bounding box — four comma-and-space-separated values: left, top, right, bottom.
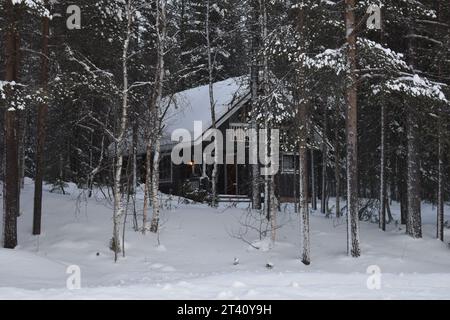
295, 4, 310, 265
112, 0, 133, 261
270, 173, 277, 243
150, 137, 161, 233
142, 139, 152, 233
149, 0, 167, 234
345, 0, 361, 257
206, 0, 218, 207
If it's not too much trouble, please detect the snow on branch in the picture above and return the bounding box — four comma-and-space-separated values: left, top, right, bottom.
303, 38, 408, 77
12, 0, 50, 17
373, 74, 448, 103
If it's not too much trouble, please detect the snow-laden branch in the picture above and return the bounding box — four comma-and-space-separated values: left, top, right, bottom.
12, 0, 50, 17
373, 74, 448, 103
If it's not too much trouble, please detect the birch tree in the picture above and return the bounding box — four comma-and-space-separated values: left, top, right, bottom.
249, 0, 262, 210
344, 0, 361, 257
295, 3, 311, 265
206, 0, 218, 207
111, 0, 135, 261
149, 0, 167, 234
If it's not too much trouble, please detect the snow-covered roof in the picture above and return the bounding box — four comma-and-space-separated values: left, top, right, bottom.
161, 77, 249, 147
107, 77, 250, 157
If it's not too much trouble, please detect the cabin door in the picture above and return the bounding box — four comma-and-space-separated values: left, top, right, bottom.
226, 164, 237, 195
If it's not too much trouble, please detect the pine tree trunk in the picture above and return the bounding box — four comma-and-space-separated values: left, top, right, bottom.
379, 103, 386, 231
406, 109, 422, 238
4, 112, 19, 249
334, 103, 341, 217
321, 109, 327, 214
436, 2, 444, 242
398, 160, 408, 225
437, 118, 444, 241
345, 0, 361, 257
294, 4, 310, 264
18, 112, 25, 190
33, 2, 50, 235
259, 0, 271, 221
131, 122, 138, 231
250, 1, 261, 210
311, 149, 317, 211
299, 96, 310, 265
3, 0, 20, 249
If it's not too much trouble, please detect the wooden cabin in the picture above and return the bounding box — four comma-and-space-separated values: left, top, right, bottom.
139, 77, 327, 203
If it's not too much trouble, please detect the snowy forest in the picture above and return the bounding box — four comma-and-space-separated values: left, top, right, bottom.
0, 0, 450, 300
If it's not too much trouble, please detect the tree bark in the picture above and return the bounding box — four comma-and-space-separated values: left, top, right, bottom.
150, 137, 161, 233
33, 0, 50, 235
259, 0, 271, 222
379, 103, 386, 231
436, 0, 444, 242
334, 103, 341, 217
345, 0, 361, 257
321, 108, 328, 214
206, 0, 218, 207
3, 0, 20, 249
437, 116, 444, 241
142, 138, 152, 233
298, 95, 310, 265
250, 0, 261, 210
406, 108, 422, 238
405, 17, 422, 239
112, 0, 133, 261
311, 149, 317, 211
149, 0, 167, 234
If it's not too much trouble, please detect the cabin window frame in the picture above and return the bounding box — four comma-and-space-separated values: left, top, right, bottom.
281, 152, 297, 174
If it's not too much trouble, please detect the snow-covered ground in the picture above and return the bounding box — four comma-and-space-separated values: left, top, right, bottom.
0, 179, 449, 299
